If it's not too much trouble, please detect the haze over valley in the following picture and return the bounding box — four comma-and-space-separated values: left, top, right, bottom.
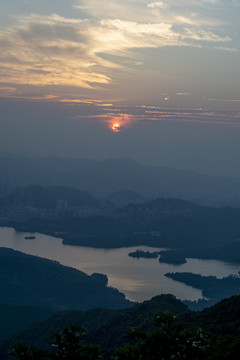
1, 154, 240, 310
1, 0, 240, 358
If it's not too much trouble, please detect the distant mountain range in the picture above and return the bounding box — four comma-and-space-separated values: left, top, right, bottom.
1, 152, 240, 206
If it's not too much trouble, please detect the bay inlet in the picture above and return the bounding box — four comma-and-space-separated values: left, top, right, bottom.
0, 226, 239, 302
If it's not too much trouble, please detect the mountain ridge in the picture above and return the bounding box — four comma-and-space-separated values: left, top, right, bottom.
0, 153, 240, 206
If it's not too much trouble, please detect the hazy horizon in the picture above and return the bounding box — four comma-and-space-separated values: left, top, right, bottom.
1, 146, 240, 180
0, 142, 240, 180
1, 1, 240, 178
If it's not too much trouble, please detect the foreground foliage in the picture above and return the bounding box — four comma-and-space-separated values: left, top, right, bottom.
10, 324, 102, 360
10, 314, 208, 360
6, 295, 240, 359
113, 313, 208, 360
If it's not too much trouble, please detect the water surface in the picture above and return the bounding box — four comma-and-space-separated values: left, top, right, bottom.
0, 227, 239, 302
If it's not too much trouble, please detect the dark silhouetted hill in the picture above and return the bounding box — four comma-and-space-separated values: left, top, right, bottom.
0, 247, 132, 311
165, 272, 240, 302
0, 294, 188, 359
0, 304, 54, 339
2, 295, 240, 359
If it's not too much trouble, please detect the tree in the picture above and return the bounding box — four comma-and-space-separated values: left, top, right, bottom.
10, 343, 44, 360
10, 315, 209, 360
47, 324, 102, 360
113, 313, 209, 360
10, 324, 102, 360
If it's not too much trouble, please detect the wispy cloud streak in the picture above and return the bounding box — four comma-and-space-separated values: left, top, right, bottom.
69, 100, 240, 129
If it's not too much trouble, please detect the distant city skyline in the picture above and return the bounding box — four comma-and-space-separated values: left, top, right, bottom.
1, 1, 240, 177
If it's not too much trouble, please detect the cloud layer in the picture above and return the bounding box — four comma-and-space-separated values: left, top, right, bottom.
0, 0, 238, 98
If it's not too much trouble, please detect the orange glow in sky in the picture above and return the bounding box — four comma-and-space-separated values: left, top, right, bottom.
112, 122, 121, 132
108, 114, 135, 132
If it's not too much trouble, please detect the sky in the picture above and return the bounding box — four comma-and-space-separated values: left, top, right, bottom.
0, 0, 240, 177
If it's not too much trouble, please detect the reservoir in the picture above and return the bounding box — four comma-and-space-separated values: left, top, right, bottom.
0, 226, 239, 302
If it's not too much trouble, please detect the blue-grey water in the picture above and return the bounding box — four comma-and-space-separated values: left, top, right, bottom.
0, 227, 239, 302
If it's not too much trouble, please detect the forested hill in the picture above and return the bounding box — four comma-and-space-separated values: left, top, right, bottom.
1, 295, 240, 359
0, 247, 132, 310
0, 294, 188, 359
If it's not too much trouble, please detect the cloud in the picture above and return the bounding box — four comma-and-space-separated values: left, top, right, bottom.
62, 100, 240, 129
147, 2, 168, 9
0, 0, 236, 94
181, 28, 230, 42
0, 86, 16, 96
74, 0, 150, 22
75, 0, 228, 28
206, 98, 240, 102
0, 14, 112, 88
214, 46, 239, 52
176, 92, 192, 96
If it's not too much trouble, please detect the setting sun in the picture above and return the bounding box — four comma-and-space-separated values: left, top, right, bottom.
108, 114, 133, 132
112, 123, 121, 132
